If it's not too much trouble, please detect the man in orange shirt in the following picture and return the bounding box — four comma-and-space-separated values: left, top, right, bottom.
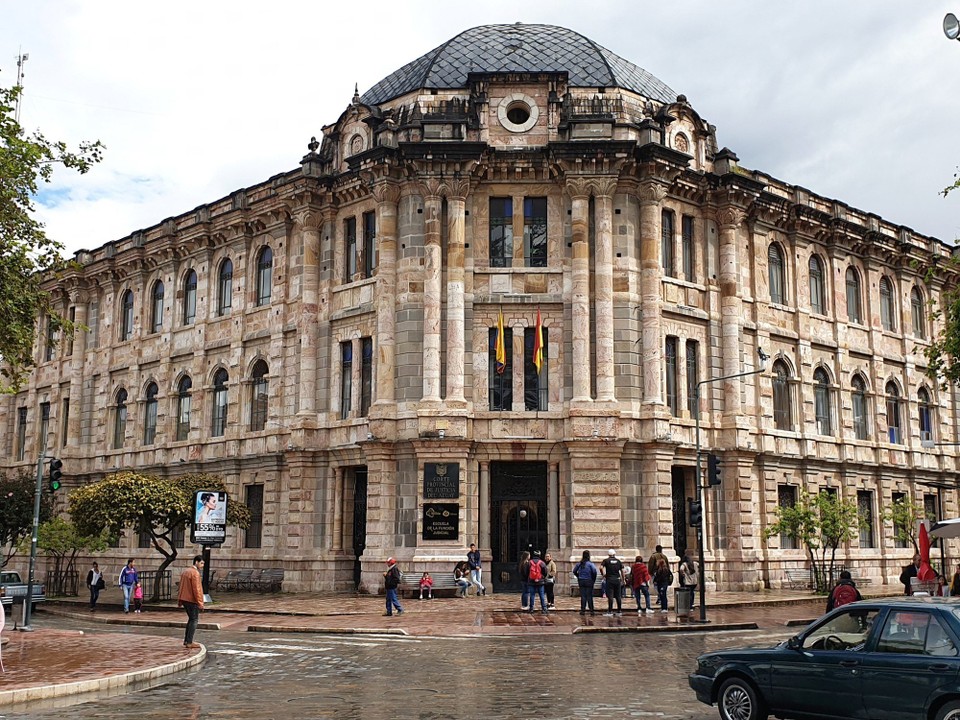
178, 555, 205, 649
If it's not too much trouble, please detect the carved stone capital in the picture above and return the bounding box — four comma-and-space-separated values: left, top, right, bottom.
443, 178, 470, 201
637, 180, 668, 205
293, 209, 324, 232
371, 181, 401, 206
565, 176, 592, 200
419, 177, 444, 200
590, 177, 618, 199
716, 206, 746, 230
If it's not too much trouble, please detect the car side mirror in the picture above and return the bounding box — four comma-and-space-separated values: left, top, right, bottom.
787, 636, 802, 650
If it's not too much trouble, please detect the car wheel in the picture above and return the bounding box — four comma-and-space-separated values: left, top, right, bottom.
718, 677, 767, 720
936, 701, 960, 720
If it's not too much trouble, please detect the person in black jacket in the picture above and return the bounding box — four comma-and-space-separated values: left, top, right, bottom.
86, 561, 105, 611
383, 558, 404, 617
900, 553, 920, 595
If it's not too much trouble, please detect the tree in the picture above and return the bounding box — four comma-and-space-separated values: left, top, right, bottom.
0, 470, 52, 567
0, 80, 104, 392
881, 496, 933, 553
763, 491, 864, 593
37, 517, 109, 596
68, 471, 250, 601
924, 276, 960, 388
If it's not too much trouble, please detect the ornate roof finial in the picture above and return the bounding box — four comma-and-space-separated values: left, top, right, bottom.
352, 83, 360, 105
307, 136, 319, 154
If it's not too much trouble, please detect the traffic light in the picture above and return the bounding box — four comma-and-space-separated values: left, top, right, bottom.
48, 458, 63, 492
689, 499, 703, 527
707, 453, 722, 487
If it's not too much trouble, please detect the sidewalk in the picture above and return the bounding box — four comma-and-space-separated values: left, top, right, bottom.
4, 585, 899, 707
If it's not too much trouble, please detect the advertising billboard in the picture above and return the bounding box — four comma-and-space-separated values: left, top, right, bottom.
191, 490, 227, 545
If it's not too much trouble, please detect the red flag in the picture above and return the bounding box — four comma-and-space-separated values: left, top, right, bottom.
918, 522, 937, 581
533, 308, 543, 375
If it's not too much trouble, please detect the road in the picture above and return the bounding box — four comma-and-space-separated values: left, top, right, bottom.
1, 616, 795, 720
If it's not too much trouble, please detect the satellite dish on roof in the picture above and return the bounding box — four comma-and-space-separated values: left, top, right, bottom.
944, 13, 960, 40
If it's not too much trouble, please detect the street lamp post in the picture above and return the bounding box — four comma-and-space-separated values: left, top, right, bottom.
692, 347, 769, 622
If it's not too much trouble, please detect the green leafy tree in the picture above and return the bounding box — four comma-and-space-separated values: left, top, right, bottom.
881, 496, 934, 554
37, 517, 109, 596
763, 491, 864, 593
0, 80, 104, 392
68, 471, 250, 601
0, 470, 52, 567
924, 278, 960, 388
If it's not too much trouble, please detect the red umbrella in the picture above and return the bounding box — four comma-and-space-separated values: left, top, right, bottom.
918, 522, 938, 582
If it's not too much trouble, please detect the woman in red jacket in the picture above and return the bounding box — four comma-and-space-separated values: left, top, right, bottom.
631, 555, 653, 614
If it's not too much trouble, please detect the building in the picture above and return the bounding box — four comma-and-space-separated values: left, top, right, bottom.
3, 24, 957, 593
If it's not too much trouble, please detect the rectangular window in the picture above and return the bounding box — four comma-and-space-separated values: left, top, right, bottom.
211, 387, 227, 438
523, 327, 548, 411
360, 337, 373, 417
858, 490, 874, 548
45, 321, 56, 362
144, 397, 158, 445
665, 336, 679, 416
686, 340, 699, 416
489, 197, 513, 268
61, 398, 70, 447
173, 524, 185, 549
489, 327, 513, 411
177, 394, 191, 442
661, 210, 675, 277
682, 215, 694, 281
925, 493, 939, 523
245, 484, 264, 549
16, 407, 27, 461
138, 528, 152, 549
362, 211, 377, 279
344, 217, 357, 282
523, 197, 547, 268
340, 341, 353, 420
65, 306, 75, 356
778, 485, 797, 550
892, 492, 907, 549
39, 402, 50, 452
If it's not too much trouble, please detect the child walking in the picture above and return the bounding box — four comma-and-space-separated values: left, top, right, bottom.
133, 581, 144, 613
419, 572, 433, 600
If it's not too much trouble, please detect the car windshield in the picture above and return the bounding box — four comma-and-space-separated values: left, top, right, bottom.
802, 608, 880, 651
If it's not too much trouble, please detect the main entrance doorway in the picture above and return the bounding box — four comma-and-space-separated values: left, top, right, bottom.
490, 461, 547, 593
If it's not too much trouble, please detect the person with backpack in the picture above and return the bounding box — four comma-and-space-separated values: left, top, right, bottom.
523, 550, 549, 614
600, 549, 626, 616
382, 557, 404, 617
517, 551, 531, 611
572, 550, 598, 616
826, 570, 862, 612
631, 555, 652, 614
653, 556, 672, 613
119, 559, 138, 614
648, 544, 668, 608
679, 552, 699, 590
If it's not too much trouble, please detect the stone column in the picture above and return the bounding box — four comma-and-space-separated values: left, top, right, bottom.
445, 182, 469, 405
372, 182, 400, 412
549, 462, 560, 553
512, 320, 524, 412
638, 180, 667, 407
296, 210, 322, 416
567, 178, 593, 404
717, 206, 746, 423
421, 183, 443, 403
66, 291, 89, 448
479, 461, 490, 550
359, 444, 397, 593
567, 440, 626, 550
332, 466, 344, 551
594, 179, 618, 403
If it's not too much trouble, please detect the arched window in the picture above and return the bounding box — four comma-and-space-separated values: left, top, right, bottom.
852, 374, 869, 440
880, 277, 896, 332
814, 368, 832, 435
256, 247, 273, 306
218, 259, 233, 316
809, 255, 825, 315
773, 360, 792, 430
918, 387, 933, 441
250, 360, 269, 431
183, 269, 197, 325
150, 281, 164, 333
768, 243, 785, 305
212, 369, 229, 437
143, 382, 158, 445
120, 290, 134, 341
845, 267, 862, 324
911, 286, 925, 339
885, 381, 902, 444
114, 388, 128, 449
661, 210, 675, 278
176, 376, 192, 441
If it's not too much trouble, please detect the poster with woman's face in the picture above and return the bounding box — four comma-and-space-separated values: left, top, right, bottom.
192, 491, 227, 544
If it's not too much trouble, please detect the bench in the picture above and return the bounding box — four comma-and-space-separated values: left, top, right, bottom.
255, 568, 284, 592
784, 568, 813, 590
213, 568, 284, 592
398, 571, 464, 599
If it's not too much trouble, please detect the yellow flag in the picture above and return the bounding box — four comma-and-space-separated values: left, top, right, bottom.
495, 308, 506, 374
533, 307, 543, 374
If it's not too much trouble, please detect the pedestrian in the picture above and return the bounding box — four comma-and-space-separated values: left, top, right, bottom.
133, 581, 144, 613
648, 545, 668, 607
518, 551, 531, 610
455, 560, 472, 598
524, 550, 548, 613
572, 550, 597, 616
418, 572, 433, 600
601, 549, 626, 616
544, 552, 557, 609
85, 561, 105, 612
467, 543, 486, 596
119, 559, 138, 614
383, 557, 404, 616
679, 552, 699, 590
653, 556, 672, 613
951, 564, 960, 596
826, 570, 862, 611
177, 554, 204, 649
899, 553, 920, 595
938, 574, 950, 597
631, 555, 652, 614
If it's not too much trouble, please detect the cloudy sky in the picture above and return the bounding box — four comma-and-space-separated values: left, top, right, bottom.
4, 1, 960, 254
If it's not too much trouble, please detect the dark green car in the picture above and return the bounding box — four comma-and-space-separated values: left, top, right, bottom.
689, 597, 960, 720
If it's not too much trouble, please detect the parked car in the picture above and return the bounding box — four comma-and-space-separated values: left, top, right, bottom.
689, 596, 960, 720
0, 571, 46, 611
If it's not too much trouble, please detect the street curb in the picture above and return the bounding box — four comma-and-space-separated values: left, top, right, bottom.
785, 618, 818, 627
0, 643, 206, 707
572, 621, 758, 634
41, 606, 220, 631
247, 625, 408, 636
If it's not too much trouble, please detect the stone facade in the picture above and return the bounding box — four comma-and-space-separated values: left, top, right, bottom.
2, 24, 958, 593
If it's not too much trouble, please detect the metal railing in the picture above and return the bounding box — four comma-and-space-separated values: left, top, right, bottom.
139, 570, 173, 600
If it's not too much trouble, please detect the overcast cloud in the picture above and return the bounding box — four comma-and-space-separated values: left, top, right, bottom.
3, 1, 960, 253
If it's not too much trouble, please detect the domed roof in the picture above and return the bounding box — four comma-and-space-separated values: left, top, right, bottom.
361, 24, 676, 106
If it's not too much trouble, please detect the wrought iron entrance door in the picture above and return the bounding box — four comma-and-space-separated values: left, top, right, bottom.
671, 466, 688, 558
490, 461, 547, 593
352, 467, 368, 591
